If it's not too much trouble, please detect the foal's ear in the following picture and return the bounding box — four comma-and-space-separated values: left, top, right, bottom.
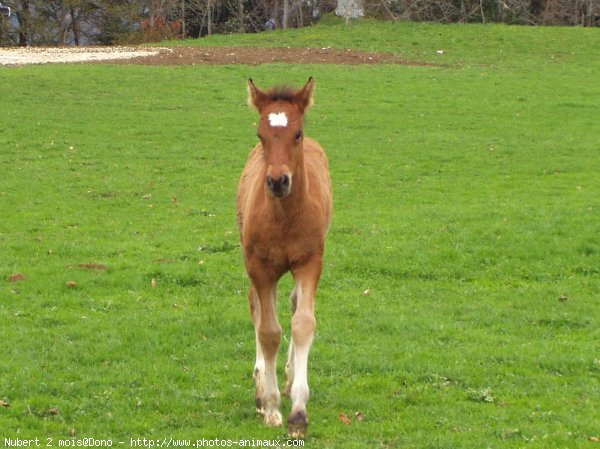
294, 77, 315, 113
247, 78, 269, 112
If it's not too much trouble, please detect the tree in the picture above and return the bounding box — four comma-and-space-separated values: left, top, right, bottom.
38, 0, 90, 45
15, 0, 31, 45
0, 0, 596, 47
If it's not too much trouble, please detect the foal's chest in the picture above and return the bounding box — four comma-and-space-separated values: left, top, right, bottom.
245, 221, 321, 271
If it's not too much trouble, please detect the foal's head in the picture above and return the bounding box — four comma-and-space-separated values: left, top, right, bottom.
247, 77, 315, 199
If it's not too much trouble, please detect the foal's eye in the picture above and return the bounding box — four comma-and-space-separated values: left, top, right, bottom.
295, 130, 303, 141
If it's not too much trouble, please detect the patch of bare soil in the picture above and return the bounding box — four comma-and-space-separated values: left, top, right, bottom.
115, 46, 432, 66
1, 45, 433, 66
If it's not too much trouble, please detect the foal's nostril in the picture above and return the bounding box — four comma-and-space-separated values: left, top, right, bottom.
266, 173, 291, 197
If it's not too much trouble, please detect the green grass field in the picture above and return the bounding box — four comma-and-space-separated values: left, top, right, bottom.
2, 18, 600, 448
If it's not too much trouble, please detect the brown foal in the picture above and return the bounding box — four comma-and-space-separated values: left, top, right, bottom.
236, 77, 332, 438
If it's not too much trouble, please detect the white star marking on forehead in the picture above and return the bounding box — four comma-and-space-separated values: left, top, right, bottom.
268, 112, 288, 127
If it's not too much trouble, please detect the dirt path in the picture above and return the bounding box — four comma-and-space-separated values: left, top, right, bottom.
0, 45, 431, 66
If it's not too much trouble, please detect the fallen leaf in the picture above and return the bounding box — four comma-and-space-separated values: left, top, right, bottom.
354, 411, 365, 421
68, 428, 76, 437
339, 412, 351, 426
0, 400, 10, 408
66, 281, 78, 288
362, 288, 371, 296
151, 278, 158, 288
8, 273, 26, 283
47, 407, 60, 416
590, 436, 600, 443
78, 264, 107, 270
143, 193, 152, 200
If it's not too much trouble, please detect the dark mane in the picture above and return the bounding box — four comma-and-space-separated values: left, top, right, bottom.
265, 86, 297, 103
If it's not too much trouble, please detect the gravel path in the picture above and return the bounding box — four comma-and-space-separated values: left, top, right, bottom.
0, 46, 163, 66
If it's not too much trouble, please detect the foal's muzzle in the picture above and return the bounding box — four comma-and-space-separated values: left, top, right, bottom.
266, 174, 291, 198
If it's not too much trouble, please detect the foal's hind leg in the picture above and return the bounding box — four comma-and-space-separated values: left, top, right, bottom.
284, 287, 298, 397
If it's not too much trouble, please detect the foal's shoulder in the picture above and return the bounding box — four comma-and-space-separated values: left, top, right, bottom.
303, 137, 327, 156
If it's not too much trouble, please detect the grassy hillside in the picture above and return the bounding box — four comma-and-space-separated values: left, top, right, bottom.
167, 16, 600, 68
1, 20, 599, 448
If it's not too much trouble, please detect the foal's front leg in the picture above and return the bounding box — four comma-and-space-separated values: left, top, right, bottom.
249, 287, 265, 414
251, 281, 283, 427
287, 257, 322, 438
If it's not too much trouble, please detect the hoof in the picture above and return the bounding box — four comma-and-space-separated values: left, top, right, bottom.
288, 411, 308, 439
264, 411, 283, 427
